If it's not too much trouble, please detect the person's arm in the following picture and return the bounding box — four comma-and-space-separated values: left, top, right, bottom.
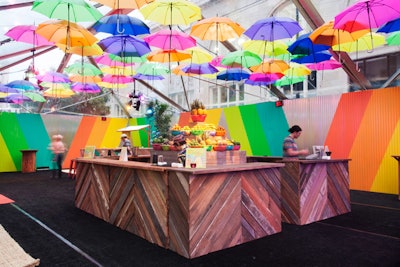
286, 147, 309, 156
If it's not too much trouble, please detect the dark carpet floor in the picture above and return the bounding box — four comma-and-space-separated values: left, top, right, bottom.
0, 170, 399, 267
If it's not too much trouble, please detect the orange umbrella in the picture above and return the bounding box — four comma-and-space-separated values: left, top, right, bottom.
250, 59, 289, 74
190, 17, 245, 42
69, 75, 101, 83
147, 49, 191, 63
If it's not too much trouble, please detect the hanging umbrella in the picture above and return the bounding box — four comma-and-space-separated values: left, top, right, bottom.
92, 0, 154, 9
274, 76, 306, 86
40, 82, 71, 90
95, 54, 138, 67
181, 47, 213, 64
385, 31, 400, 46
36, 19, 98, 48
191, 16, 244, 41
216, 68, 250, 81
56, 43, 103, 56
377, 17, 400, 33
249, 59, 289, 74
136, 62, 170, 75
133, 73, 165, 80
331, 32, 386, 52
43, 88, 75, 98
245, 79, 275, 86
248, 72, 284, 84
210, 55, 225, 67
309, 21, 359, 47
221, 50, 262, 68
6, 80, 39, 91
284, 62, 311, 77
21, 92, 46, 102
65, 63, 102, 76
32, 0, 102, 22
0, 84, 20, 93
244, 17, 302, 41
140, 0, 202, 26
5, 93, 31, 104
93, 14, 150, 36
144, 29, 196, 50
5, 25, 54, 46
69, 75, 101, 83
71, 82, 101, 93
101, 66, 136, 76
98, 35, 151, 57
181, 63, 219, 75
291, 51, 332, 64
97, 81, 128, 89
242, 40, 289, 57
287, 33, 330, 55
334, 0, 400, 33
36, 71, 70, 83
146, 49, 191, 63
305, 59, 342, 71
101, 74, 134, 84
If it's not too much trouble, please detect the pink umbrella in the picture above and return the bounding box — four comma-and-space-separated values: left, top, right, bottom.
210, 55, 225, 68
101, 74, 133, 84
248, 72, 284, 83
36, 71, 70, 83
95, 53, 137, 67
144, 29, 196, 50
305, 59, 342, 71
5, 25, 54, 46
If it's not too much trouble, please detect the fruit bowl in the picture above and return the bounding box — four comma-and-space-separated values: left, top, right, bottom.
191, 130, 204, 136
152, 144, 162, 150
161, 145, 170, 151
213, 145, 226, 151
233, 145, 241, 150
226, 145, 234, 151
171, 130, 182, 136
191, 114, 207, 122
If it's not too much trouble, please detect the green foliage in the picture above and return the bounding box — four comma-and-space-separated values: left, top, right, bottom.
147, 100, 173, 139
52, 93, 110, 115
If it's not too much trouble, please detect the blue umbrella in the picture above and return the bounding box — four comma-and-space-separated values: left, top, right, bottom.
6, 80, 39, 91
92, 14, 150, 35
98, 35, 151, 57
377, 17, 400, 33
244, 17, 302, 41
288, 33, 330, 55
217, 68, 250, 81
181, 63, 219, 75
291, 51, 332, 64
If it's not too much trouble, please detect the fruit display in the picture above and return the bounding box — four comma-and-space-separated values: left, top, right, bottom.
190, 99, 207, 122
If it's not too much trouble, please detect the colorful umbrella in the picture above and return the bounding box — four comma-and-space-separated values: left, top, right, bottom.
331, 32, 386, 53
92, 14, 150, 35
101, 74, 134, 84
56, 43, 103, 56
97, 81, 128, 89
386, 31, 400, 46
140, 0, 201, 26
6, 80, 39, 91
40, 82, 71, 90
92, 0, 154, 9
5, 25, 54, 46
136, 62, 170, 75
377, 17, 400, 33
249, 59, 289, 74
210, 55, 225, 67
309, 21, 357, 47
5, 93, 31, 104
43, 88, 75, 98
65, 63, 102, 76
36, 19, 98, 48
248, 72, 284, 83
334, 0, 400, 32
101, 66, 136, 76
305, 59, 342, 71
133, 73, 165, 80
291, 51, 332, 64
0, 84, 20, 93
284, 62, 311, 77
146, 49, 191, 63
242, 40, 289, 57
216, 68, 250, 81
181, 47, 213, 64
244, 17, 302, 41
71, 82, 101, 93
36, 71, 70, 83
274, 76, 306, 86
287, 33, 330, 55
69, 75, 101, 83
181, 63, 219, 75
144, 29, 196, 50
32, 0, 102, 22
190, 16, 245, 42
221, 50, 262, 68
95, 54, 138, 67
21, 92, 46, 102
98, 35, 151, 57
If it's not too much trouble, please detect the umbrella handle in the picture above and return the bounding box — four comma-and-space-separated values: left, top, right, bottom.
117, 21, 125, 34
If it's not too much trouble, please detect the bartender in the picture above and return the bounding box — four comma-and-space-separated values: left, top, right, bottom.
282, 125, 309, 158
119, 133, 132, 155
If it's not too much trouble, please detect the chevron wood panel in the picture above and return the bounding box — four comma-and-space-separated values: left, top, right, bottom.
280, 160, 350, 225
75, 162, 110, 221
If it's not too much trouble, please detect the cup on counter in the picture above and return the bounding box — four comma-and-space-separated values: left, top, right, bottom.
190, 163, 196, 168
158, 155, 164, 163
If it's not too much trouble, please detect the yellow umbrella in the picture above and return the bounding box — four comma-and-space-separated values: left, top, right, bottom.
283, 62, 311, 77
331, 32, 386, 52
43, 88, 75, 98
181, 47, 213, 64
101, 66, 136, 76
242, 40, 289, 57
97, 81, 128, 89
56, 43, 103, 56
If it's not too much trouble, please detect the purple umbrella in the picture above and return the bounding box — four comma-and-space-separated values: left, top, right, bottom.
244, 17, 302, 41
133, 73, 165, 80
248, 72, 284, 83
36, 71, 70, 83
71, 82, 101, 93
0, 84, 20, 93
98, 35, 151, 57
181, 63, 219, 75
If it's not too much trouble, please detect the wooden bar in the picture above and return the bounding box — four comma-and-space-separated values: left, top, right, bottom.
74, 158, 283, 258
391, 155, 400, 200
248, 156, 351, 225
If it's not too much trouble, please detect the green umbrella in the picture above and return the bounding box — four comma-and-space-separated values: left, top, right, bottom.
23, 92, 46, 102
136, 62, 170, 75
32, 0, 102, 23
221, 50, 262, 68
65, 63, 102, 76
274, 76, 306, 86
386, 31, 400, 46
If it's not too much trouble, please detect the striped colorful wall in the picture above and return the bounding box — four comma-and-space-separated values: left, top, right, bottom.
0, 86, 399, 195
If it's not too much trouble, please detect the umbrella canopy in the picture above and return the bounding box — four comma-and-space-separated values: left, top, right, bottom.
93, 14, 150, 36
136, 62, 170, 75
181, 47, 213, 64
309, 21, 362, 47
92, 0, 154, 9
6, 80, 39, 91
385, 31, 400, 46
291, 51, 332, 64
65, 62, 102, 76
284, 62, 311, 77
216, 68, 250, 81
144, 29, 196, 50
244, 17, 302, 41
21, 92, 46, 102
56, 43, 103, 56
101, 74, 134, 84
5, 93, 31, 104
32, 0, 102, 22
36, 19, 98, 47
97, 81, 128, 89
274, 76, 306, 86
181, 63, 219, 75
190, 16, 245, 42
377, 17, 400, 33
288, 33, 330, 55
248, 72, 284, 83
0, 84, 20, 93
331, 32, 386, 52
43, 88, 75, 98
69, 75, 101, 83
210, 55, 225, 67
140, 0, 202, 26
221, 50, 262, 68
334, 0, 400, 32
305, 59, 342, 71
249, 59, 289, 74
98, 35, 151, 57
101, 66, 136, 76
146, 49, 191, 63
133, 73, 165, 80
36, 71, 70, 83
40, 82, 71, 90
71, 82, 101, 93
242, 40, 289, 57
5, 25, 54, 46
95, 54, 139, 67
